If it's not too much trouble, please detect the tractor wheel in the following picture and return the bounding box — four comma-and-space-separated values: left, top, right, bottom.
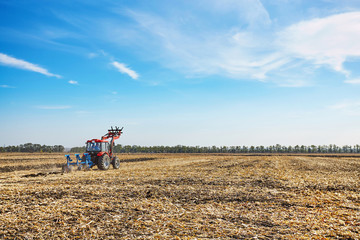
112, 156, 120, 169
98, 154, 110, 170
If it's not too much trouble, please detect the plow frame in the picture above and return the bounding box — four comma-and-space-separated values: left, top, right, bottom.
65, 153, 95, 169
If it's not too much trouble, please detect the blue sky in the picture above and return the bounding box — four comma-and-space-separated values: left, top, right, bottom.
1, 0, 360, 147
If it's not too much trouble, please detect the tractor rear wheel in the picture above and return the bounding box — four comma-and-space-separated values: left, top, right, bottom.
98, 154, 110, 170
112, 156, 120, 169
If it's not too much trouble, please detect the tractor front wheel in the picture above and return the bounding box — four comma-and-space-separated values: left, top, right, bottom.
98, 154, 110, 170
112, 156, 120, 169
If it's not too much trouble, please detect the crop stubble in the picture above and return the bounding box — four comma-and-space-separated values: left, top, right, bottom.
0, 153, 359, 239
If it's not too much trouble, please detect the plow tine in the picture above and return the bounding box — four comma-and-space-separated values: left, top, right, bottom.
62, 154, 74, 173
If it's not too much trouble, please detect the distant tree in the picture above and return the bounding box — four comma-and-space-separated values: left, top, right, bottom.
1, 143, 65, 152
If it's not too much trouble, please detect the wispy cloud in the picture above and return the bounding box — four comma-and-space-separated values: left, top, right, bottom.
0, 53, 61, 78
116, 8, 360, 86
47, 0, 286, 84
276, 79, 311, 88
344, 78, 360, 84
106, 2, 294, 84
0, 84, 15, 88
68, 80, 78, 85
111, 61, 139, 80
46, 1, 360, 87
88, 52, 98, 59
36, 105, 71, 110
87, 50, 107, 59
123, 8, 276, 80
277, 12, 360, 75
329, 100, 360, 116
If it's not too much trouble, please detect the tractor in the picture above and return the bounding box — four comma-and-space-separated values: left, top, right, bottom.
64, 126, 123, 172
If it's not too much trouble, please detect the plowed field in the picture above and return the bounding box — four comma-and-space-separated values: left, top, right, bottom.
0, 153, 359, 239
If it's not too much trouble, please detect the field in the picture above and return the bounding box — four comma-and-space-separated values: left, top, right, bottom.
0, 153, 359, 239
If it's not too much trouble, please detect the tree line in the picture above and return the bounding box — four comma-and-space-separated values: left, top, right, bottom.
2, 143, 360, 154
0, 143, 65, 153
70, 144, 360, 154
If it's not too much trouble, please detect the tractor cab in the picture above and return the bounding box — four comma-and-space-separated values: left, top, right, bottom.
86, 139, 109, 153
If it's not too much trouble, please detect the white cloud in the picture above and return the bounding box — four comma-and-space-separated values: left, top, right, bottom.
48, 2, 360, 87
68, 80, 78, 85
111, 61, 139, 79
87, 50, 108, 59
200, 0, 271, 27
36, 105, 71, 110
277, 11, 360, 75
0, 53, 61, 78
122, 8, 360, 86
329, 100, 360, 116
276, 79, 311, 88
0, 85, 15, 88
88, 52, 98, 59
344, 78, 360, 84
126, 9, 278, 80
